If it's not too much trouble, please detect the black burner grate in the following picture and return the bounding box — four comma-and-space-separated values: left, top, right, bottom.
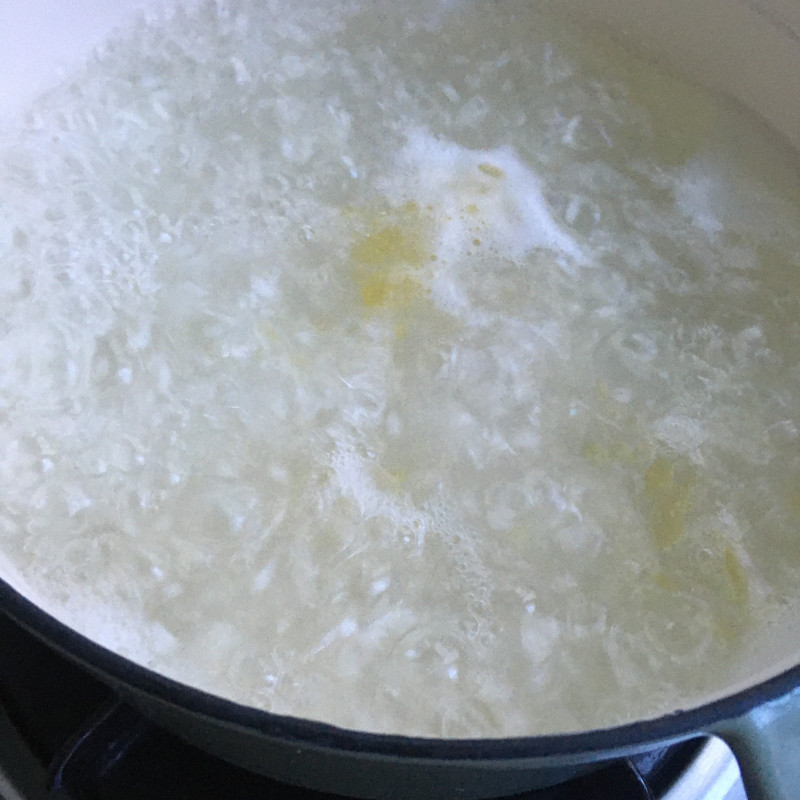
0, 613, 701, 800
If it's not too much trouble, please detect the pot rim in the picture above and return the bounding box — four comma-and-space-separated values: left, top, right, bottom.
1, 576, 798, 761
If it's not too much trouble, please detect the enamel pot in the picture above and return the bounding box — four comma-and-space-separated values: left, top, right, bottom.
1, 1, 799, 798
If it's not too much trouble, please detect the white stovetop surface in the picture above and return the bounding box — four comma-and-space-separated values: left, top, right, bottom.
663, 738, 747, 800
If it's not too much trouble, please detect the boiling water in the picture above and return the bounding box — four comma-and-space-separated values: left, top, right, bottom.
1, 0, 800, 737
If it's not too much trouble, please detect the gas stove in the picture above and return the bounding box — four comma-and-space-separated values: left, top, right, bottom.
0, 613, 746, 800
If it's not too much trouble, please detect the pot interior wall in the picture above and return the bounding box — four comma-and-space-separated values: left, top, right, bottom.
552, 0, 800, 153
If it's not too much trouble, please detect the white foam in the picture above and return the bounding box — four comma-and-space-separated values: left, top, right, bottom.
390, 130, 584, 267
673, 158, 726, 236
521, 613, 560, 666
651, 415, 708, 461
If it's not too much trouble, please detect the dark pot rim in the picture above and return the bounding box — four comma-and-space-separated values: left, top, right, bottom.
2, 576, 798, 761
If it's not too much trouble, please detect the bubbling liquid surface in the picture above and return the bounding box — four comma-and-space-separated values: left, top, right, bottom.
1, 0, 800, 737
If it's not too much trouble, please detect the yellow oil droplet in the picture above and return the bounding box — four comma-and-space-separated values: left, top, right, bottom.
724, 546, 749, 604
359, 273, 422, 310
714, 560, 751, 641
478, 163, 505, 179
351, 224, 427, 269
644, 458, 692, 548
653, 571, 678, 592
582, 439, 636, 467
349, 199, 436, 313
358, 273, 389, 307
